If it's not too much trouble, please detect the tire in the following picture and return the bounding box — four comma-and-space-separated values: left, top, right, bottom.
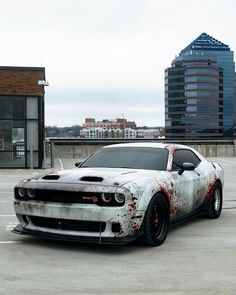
142, 193, 170, 246
205, 182, 223, 219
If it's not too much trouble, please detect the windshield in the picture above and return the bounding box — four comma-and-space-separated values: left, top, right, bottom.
80, 147, 168, 171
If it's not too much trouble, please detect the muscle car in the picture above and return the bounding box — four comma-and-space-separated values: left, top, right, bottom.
12, 143, 224, 246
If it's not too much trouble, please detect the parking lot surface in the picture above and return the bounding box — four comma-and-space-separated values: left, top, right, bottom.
0, 157, 236, 295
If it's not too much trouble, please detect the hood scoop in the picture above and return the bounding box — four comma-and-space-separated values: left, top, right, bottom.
42, 174, 60, 180
80, 176, 104, 182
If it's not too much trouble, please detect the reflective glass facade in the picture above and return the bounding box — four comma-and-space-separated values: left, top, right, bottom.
165, 33, 236, 138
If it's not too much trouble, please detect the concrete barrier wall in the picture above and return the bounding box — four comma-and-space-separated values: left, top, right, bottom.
54, 144, 104, 160
189, 144, 235, 157
46, 139, 236, 162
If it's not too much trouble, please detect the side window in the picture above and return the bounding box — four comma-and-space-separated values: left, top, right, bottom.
172, 149, 201, 171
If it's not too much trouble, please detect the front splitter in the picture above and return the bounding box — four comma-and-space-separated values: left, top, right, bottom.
12, 224, 137, 245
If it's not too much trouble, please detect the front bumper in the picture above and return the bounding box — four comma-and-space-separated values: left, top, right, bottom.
13, 200, 144, 243
12, 224, 137, 244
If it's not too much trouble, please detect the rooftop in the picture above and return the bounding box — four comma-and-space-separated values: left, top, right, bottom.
180, 32, 230, 55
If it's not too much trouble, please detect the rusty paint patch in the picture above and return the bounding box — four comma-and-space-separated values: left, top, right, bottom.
114, 223, 124, 237
159, 182, 176, 215
132, 222, 140, 235
128, 201, 137, 212
205, 173, 218, 203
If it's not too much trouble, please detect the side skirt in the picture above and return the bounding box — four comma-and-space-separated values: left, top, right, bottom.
170, 206, 205, 228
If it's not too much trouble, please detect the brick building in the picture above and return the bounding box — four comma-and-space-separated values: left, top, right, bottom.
0, 66, 46, 168
83, 118, 136, 130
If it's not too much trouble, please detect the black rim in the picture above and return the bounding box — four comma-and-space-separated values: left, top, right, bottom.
151, 200, 166, 239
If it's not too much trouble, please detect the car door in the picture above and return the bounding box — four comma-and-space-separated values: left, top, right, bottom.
171, 148, 204, 220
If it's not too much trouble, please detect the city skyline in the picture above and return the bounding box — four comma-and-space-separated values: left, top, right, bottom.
1, 0, 236, 127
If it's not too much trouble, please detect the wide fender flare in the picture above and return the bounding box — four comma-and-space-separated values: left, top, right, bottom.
131, 176, 173, 214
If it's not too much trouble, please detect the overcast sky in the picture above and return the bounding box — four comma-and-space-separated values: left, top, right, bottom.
1, 0, 236, 127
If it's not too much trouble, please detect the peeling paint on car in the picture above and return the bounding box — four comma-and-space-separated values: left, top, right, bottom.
132, 222, 140, 235
205, 172, 220, 203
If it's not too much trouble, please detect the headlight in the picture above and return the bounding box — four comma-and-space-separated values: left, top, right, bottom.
101, 193, 112, 203
18, 188, 25, 197
26, 188, 36, 198
114, 193, 125, 204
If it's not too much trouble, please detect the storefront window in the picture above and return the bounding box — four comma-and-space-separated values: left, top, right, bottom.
0, 96, 41, 168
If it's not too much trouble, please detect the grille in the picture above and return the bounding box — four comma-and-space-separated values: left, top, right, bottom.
36, 190, 101, 204
15, 189, 124, 207
15, 189, 125, 206
29, 216, 106, 232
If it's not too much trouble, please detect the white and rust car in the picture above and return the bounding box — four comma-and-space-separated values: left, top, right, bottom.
13, 143, 224, 246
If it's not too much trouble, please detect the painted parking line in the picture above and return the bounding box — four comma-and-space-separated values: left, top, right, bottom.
6, 222, 18, 231
0, 183, 17, 186
0, 201, 12, 203
0, 241, 22, 244
0, 222, 22, 244
0, 215, 16, 217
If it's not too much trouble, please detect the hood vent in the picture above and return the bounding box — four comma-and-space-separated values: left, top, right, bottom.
80, 176, 104, 182
42, 174, 60, 180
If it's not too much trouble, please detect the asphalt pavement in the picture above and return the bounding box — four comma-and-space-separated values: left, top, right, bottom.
0, 157, 236, 295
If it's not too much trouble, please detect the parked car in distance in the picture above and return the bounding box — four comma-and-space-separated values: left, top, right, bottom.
13, 143, 224, 246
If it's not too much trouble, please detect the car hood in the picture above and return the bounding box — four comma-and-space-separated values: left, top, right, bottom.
37, 167, 160, 187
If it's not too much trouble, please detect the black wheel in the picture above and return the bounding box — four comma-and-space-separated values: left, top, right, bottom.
142, 193, 170, 246
205, 182, 223, 219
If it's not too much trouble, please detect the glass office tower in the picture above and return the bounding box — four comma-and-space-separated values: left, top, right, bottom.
165, 32, 235, 138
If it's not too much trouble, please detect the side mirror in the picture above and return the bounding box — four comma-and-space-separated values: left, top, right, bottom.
178, 162, 195, 175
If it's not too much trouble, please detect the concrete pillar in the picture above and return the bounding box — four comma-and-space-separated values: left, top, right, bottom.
234, 140, 236, 157
30, 145, 34, 169
50, 142, 55, 168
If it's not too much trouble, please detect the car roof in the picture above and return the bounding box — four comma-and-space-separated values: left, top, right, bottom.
103, 142, 188, 150
103, 142, 169, 149
102, 142, 205, 160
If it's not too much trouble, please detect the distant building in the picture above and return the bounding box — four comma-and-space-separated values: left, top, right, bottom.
0, 66, 46, 168
165, 32, 236, 138
80, 118, 162, 139
80, 127, 136, 139
82, 117, 136, 130
136, 129, 161, 139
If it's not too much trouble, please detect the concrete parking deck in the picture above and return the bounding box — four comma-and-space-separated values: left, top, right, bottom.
0, 157, 236, 295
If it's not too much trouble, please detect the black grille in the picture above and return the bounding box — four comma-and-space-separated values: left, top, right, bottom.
15, 189, 124, 206
29, 216, 105, 232
36, 190, 101, 204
